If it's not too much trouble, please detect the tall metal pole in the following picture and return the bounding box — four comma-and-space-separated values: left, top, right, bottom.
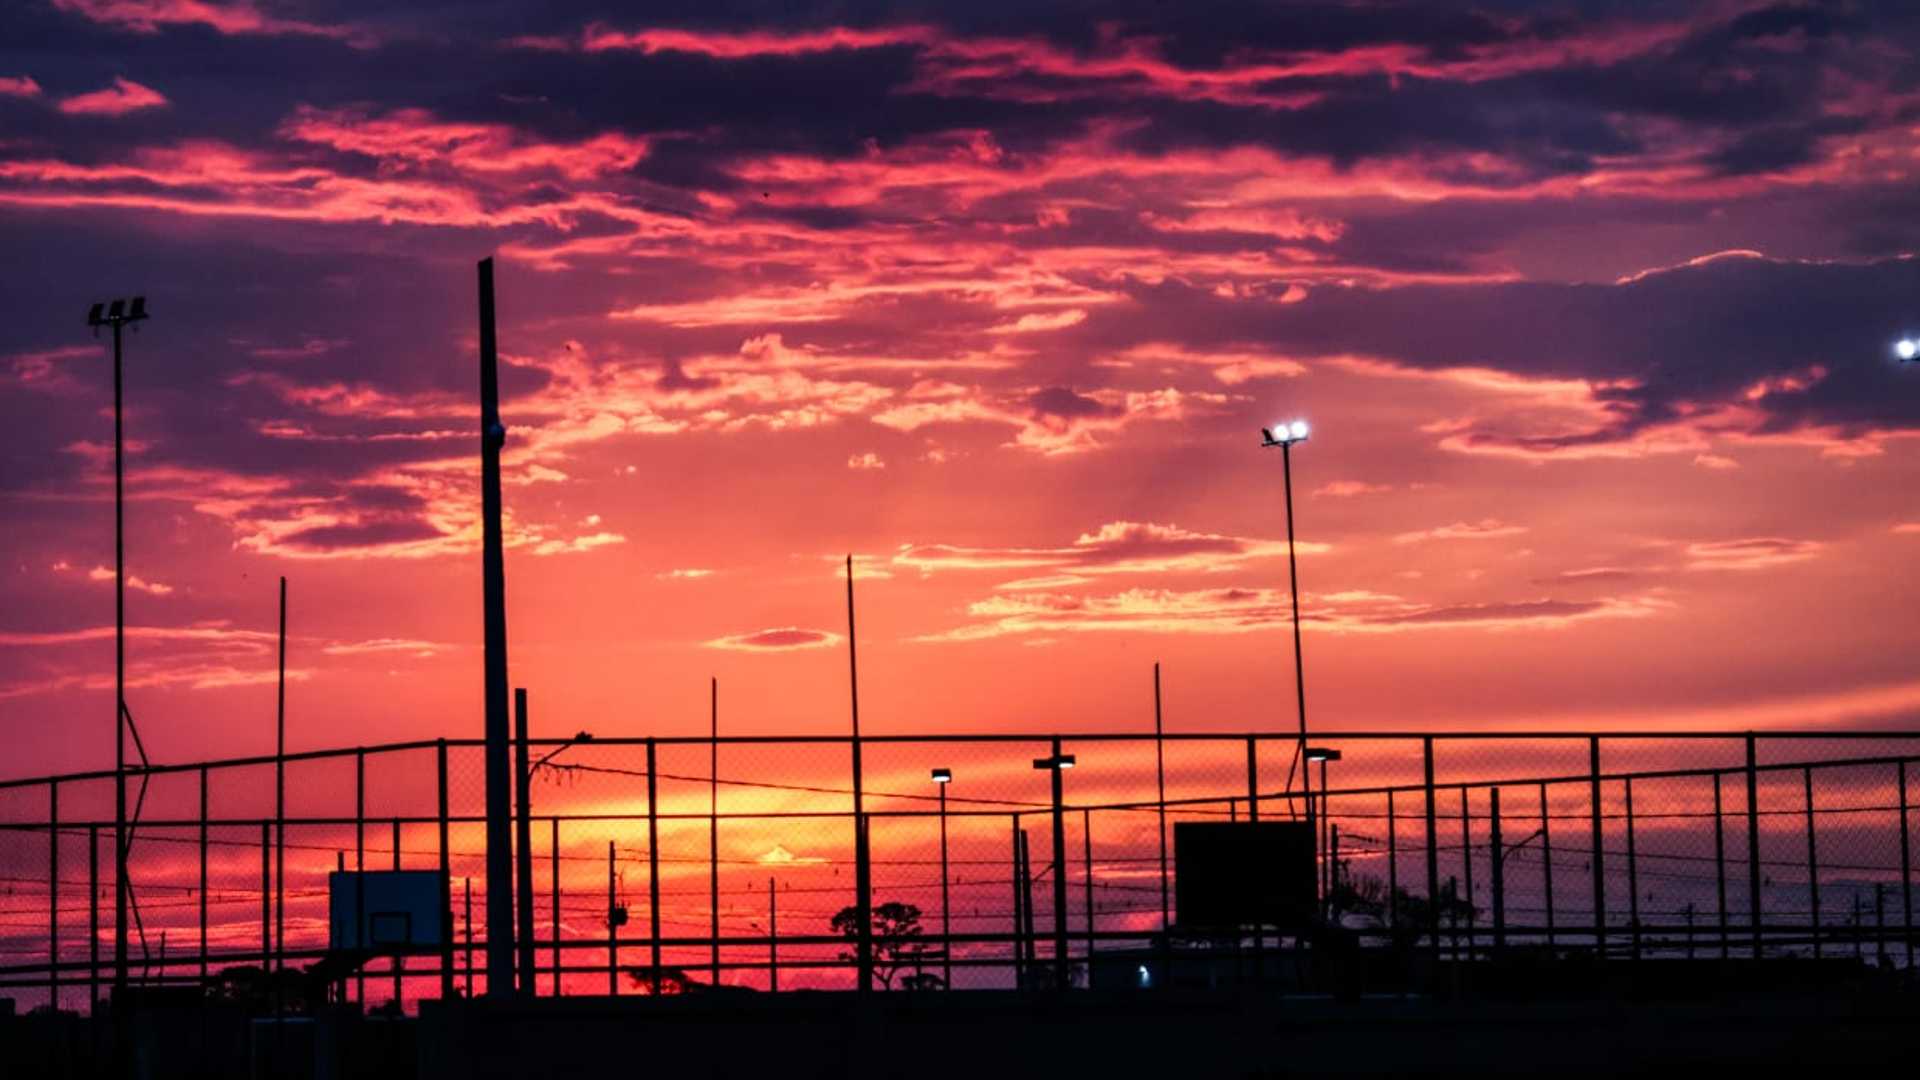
514, 688, 535, 994
938, 781, 951, 990
275, 576, 286, 975
1281, 440, 1309, 798
111, 317, 128, 998
846, 556, 872, 992
478, 257, 516, 997
710, 677, 720, 988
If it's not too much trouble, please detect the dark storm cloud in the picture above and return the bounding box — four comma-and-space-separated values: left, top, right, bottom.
1090, 252, 1920, 444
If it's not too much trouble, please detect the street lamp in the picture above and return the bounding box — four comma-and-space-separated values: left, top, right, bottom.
931, 768, 953, 989
519, 724, 590, 995
87, 295, 148, 998
1896, 338, 1918, 363
1032, 747, 1076, 989
1259, 421, 1312, 817
1305, 747, 1341, 905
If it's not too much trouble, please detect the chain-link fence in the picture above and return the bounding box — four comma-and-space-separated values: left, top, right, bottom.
1, 731, 1915, 1013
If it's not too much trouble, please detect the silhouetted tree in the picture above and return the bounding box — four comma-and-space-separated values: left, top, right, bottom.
830, 901, 935, 989
1331, 874, 1476, 951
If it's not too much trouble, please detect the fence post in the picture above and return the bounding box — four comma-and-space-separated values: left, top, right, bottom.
1423, 737, 1439, 966
551, 819, 561, 997
1082, 809, 1095, 970
1010, 816, 1025, 990
1387, 790, 1398, 930
356, 748, 366, 1005
645, 738, 661, 995
1745, 734, 1761, 958
1589, 737, 1605, 959
1489, 787, 1504, 954
260, 821, 271, 970
199, 767, 209, 986
1245, 738, 1260, 959
1459, 788, 1474, 958
392, 818, 402, 1008
1899, 762, 1912, 971
89, 823, 100, 1011
438, 740, 454, 1001
1539, 781, 1555, 950
1714, 771, 1728, 960
49, 780, 58, 1010
606, 841, 617, 996
1803, 766, 1820, 959
1625, 778, 1639, 961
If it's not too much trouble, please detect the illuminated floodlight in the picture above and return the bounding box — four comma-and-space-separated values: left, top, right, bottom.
1260, 419, 1311, 447
1897, 338, 1918, 362
931, 768, 952, 784
1304, 747, 1342, 763
1031, 754, 1076, 771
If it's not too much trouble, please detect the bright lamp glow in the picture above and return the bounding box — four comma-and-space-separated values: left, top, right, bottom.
1289, 420, 1309, 440
1898, 338, 1919, 362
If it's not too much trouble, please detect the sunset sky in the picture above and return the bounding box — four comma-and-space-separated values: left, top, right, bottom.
3, 0, 1919, 782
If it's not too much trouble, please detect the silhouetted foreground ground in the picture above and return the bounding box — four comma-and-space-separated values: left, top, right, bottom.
5, 967, 1913, 1077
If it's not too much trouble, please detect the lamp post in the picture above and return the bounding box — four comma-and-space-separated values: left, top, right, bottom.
1260, 421, 1312, 810
1305, 747, 1341, 910
932, 768, 953, 990
1032, 746, 1075, 990
517, 698, 591, 996
86, 296, 148, 998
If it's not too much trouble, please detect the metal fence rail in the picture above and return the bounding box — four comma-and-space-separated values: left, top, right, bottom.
0, 730, 1914, 1012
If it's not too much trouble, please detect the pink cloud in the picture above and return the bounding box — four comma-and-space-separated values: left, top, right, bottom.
1393, 519, 1530, 544
704, 627, 843, 651
51, 0, 361, 42
0, 76, 41, 98
58, 77, 169, 116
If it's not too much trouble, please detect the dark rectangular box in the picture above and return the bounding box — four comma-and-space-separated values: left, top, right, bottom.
1175, 821, 1315, 931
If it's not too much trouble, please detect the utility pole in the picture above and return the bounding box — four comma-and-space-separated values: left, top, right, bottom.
478, 258, 515, 996
87, 296, 148, 999
846, 556, 872, 992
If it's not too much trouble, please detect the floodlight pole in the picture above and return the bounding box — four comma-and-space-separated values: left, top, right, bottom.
478, 257, 516, 997
111, 313, 128, 998
89, 298, 148, 999
1281, 439, 1309, 795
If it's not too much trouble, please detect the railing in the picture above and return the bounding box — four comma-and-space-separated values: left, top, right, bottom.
0, 730, 1915, 1013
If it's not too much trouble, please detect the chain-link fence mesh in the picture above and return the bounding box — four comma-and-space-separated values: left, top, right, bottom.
1, 732, 1916, 1013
